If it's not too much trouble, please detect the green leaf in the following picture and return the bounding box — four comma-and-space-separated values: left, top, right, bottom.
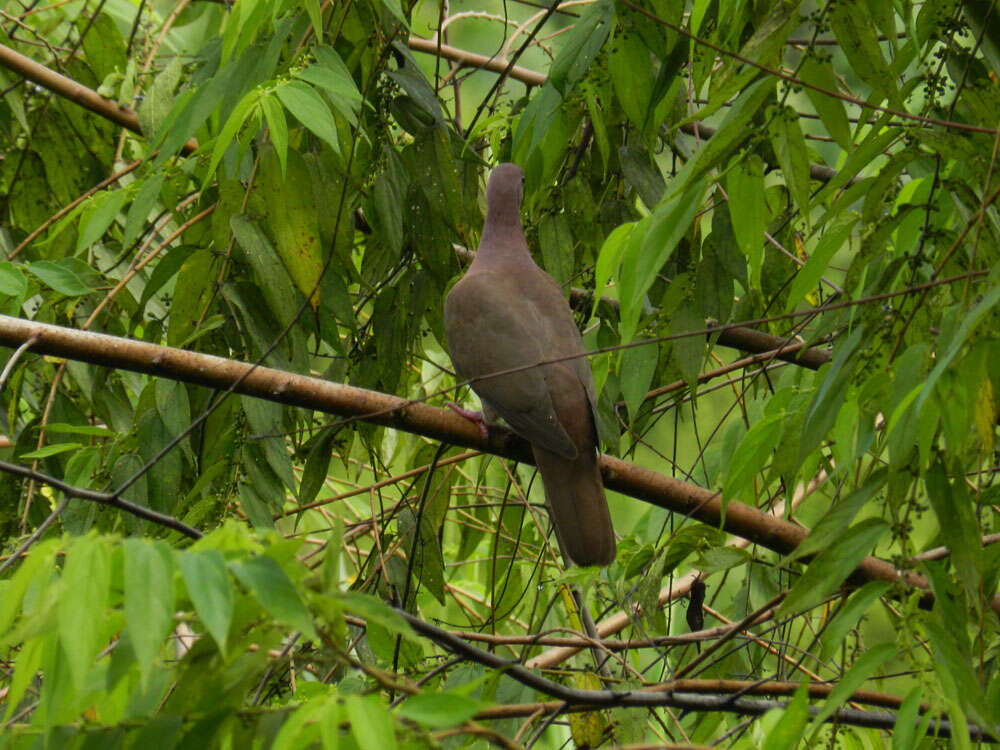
726, 155, 765, 290
733, 0, 802, 68
396, 692, 483, 729
276, 81, 340, 154
785, 213, 857, 313
610, 29, 654, 134
538, 213, 574, 289
787, 471, 886, 563
124, 539, 175, 674
0, 261, 27, 298
25, 259, 101, 296
722, 414, 782, 504
242, 397, 297, 493
619, 146, 666, 210
810, 121, 900, 206
620, 340, 658, 418
923, 616, 992, 731
76, 187, 131, 252
301, 0, 322, 40
892, 687, 928, 750
511, 83, 562, 166
397, 508, 446, 606
302, 45, 363, 120
916, 280, 1000, 417
273, 696, 327, 750
925, 461, 981, 594
767, 106, 812, 228
177, 549, 233, 655
137, 244, 197, 320
800, 57, 852, 149
548, 0, 613, 96
672, 77, 776, 196
4, 634, 43, 722
151, 57, 249, 165
59, 449, 101, 505
230, 214, 301, 328
166, 248, 216, 347
779, 518, 889, 617
807, 642, 896, 738
137, 58, 183, 138
695, 546, 751, 575
0, 538, 57, 638
336, 591, 420, 646
619, 178, 709, 343
58, 535, 110, 687
671, 294, 707, 390
592, 221, 639, 317
155, 378, 192, 441
204, 90, 261, 190
257, 145, 324, 309
829, 0, 899, 105
379, 0, 408, 29
299, 428, 337, 505
260, 94, 288, 178
20, 442, 84, 459
765, 683, 810, 750
585, 92, 610, 172
230, 556, 317, 639
345, 694, 397, 750
799, 326, 865, 463
123, 173, 165, 250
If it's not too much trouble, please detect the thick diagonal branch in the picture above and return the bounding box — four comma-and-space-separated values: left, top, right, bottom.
0, 314, 983, 615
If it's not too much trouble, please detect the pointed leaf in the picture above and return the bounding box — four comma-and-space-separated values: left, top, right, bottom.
230, 556, 317, 639
177, 549, 233, 655
345, 695, 397, 750
276, 80, 341, 154
779, 518, 889, 617
124, 539, 176, 673
58, 535, 110, 687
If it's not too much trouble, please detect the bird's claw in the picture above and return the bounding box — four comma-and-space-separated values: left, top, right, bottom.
446, 403, 489, 440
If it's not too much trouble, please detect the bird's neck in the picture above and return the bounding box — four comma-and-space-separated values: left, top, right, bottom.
477, 206, 532, 265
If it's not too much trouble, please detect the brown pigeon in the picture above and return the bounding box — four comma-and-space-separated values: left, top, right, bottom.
444, 163, 615, 566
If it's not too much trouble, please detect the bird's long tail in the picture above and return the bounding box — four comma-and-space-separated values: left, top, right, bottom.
532, 444, 616, 566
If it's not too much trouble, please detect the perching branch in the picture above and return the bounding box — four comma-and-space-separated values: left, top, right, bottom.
0, 314, 987, 616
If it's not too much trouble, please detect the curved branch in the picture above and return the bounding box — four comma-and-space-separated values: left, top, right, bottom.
408, 38, 851, 186
397, 607, 984, 740
0, 458, 202, 539
0, 43, 198, 154
0, 315, 986, 615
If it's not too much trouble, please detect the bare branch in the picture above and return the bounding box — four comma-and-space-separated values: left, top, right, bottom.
397, 607, 986, 740
0, 458, 202, 539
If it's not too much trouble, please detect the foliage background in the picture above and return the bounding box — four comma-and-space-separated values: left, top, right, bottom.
1, 0, 999, 746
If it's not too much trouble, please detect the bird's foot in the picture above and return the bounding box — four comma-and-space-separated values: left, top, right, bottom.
446, 403, 489, 440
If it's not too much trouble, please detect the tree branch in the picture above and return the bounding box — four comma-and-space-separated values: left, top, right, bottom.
396, 607, 983, 740
0, 42, 197, 154
408, 37, 850, 185
0, 458, 202, 539
0, 315, 987, 614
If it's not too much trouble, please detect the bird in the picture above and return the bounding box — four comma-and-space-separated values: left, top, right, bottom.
443, 163, 616, 567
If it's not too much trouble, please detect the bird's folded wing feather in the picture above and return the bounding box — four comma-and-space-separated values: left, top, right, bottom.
445, 272, 578, 459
